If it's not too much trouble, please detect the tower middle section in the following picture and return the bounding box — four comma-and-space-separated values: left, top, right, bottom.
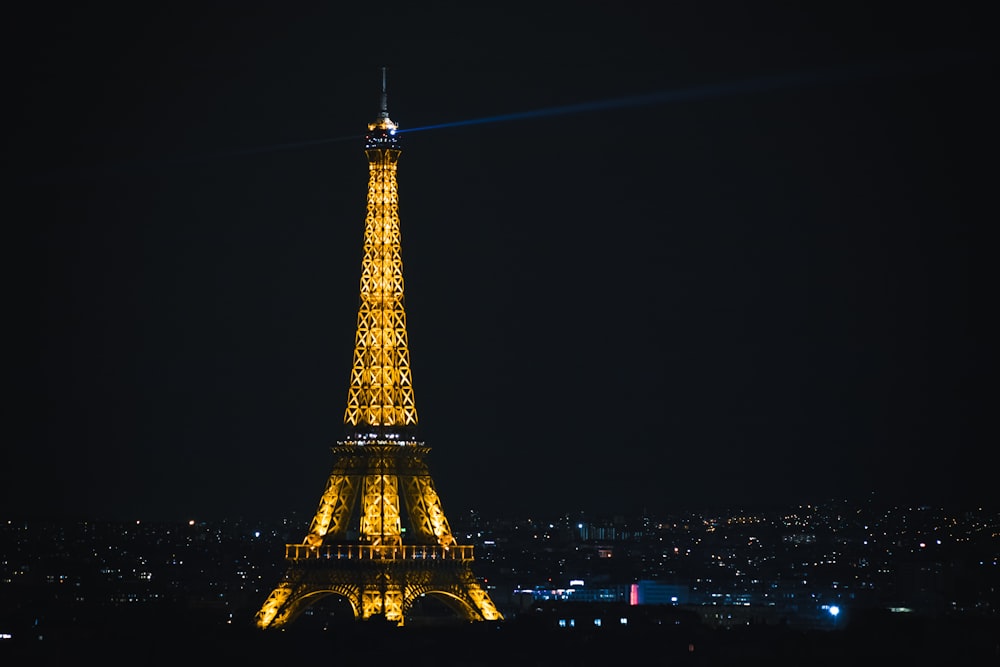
345, 129, 417, 431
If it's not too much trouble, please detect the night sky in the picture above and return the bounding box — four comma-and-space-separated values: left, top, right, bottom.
7, 4, 995, 522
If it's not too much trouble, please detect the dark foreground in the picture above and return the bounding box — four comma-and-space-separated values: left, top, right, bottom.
1, 610, 997, 667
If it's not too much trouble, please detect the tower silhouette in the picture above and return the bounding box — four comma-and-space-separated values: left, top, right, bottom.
255, 69, 502, 630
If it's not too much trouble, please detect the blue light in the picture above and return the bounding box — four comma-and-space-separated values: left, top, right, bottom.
398, 49, 981, 136
828, 605, 840, 617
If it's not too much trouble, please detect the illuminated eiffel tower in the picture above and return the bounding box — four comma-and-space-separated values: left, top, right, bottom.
255, 69, 502, 630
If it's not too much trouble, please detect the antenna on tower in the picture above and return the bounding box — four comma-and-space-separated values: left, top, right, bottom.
366, 66, 397, 144
380, 66, 389, 118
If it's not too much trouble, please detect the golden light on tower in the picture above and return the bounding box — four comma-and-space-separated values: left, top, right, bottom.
344, 81, 417, 429
255, 68, 502, 630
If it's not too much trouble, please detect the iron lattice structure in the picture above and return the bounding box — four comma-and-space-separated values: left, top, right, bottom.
255, 70, 502, 630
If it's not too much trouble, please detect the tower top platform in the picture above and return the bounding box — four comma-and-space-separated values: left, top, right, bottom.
366, 66, 399, 147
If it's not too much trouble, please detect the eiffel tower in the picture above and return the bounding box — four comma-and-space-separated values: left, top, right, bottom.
255, 69, 502, 630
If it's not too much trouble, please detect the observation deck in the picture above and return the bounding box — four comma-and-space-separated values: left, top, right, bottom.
285, 544, 476, 562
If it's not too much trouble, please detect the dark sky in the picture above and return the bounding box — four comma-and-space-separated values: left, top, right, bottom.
6, 3, 995, 522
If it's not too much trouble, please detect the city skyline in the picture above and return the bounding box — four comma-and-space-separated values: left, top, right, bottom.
5, 501, 996, 663
7, 4, 994, 522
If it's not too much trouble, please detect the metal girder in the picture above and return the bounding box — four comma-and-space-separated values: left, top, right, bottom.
256, 556, 501, 629
344, 147, 417, 428
256, 442, 504, 628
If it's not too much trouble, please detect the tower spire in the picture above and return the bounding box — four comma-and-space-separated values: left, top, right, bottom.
366, 66, 398, 141
379, 65, 389, 119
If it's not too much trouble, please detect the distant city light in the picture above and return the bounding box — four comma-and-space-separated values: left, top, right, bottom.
828, 605, 840, 617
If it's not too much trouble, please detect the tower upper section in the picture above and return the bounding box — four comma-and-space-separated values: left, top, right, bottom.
345, 68, 417, 433
365, 66, 400, 150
